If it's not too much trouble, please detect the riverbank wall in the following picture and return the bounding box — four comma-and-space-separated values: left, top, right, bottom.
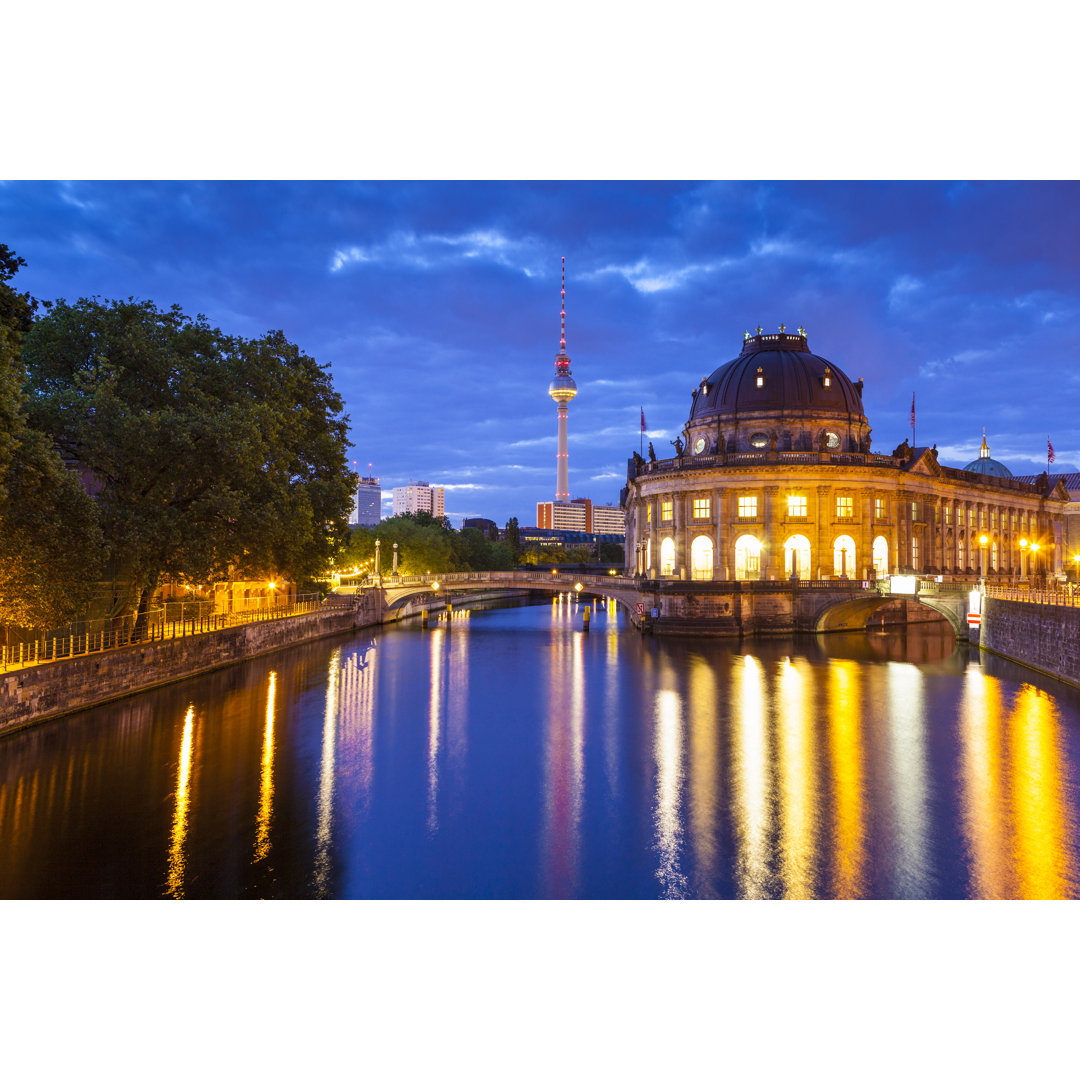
980, 598, 1080, 689
0, 593, 382, 735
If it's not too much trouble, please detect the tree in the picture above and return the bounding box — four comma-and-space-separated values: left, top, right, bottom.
20, 297, 354, 633
505, 516, 522, 563
0, 246, 104, 631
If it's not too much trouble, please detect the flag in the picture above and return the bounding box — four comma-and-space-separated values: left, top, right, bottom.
1048, 437, 1056, 464
641, 407, 647, 433
910, 393, 915, 433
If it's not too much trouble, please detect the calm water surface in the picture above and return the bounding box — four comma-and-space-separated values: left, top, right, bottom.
3, 598, 1080, 899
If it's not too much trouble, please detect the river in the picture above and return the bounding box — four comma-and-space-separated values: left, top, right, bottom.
2, 596, 1079, 899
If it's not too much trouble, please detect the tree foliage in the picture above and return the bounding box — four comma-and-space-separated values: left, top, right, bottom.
0, 246, 104, 631
338, 512, 514, 575
20, 296, 355, 625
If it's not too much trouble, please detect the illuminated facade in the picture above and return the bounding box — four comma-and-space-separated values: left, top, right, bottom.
537, 497, 625, 536
624, 329, 1069, 581
392, 481, 445, 518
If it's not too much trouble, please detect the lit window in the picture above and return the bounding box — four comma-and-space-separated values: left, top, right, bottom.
968, 508, 974, 527
874, 497, 886, 520
646, 503, 652, 524
692, 497, 711, 519
836, 496, 853, 518
934, 504, 940, 524
738, 495, 758, 518
911, 501, 919, 522
980, 509, 987, 528
822, 368, 832, 388
787, 495, 807, 517
755, 367, 765, 388
944, 505, 952, 526
990, 510, 997, 528
749, 432, 768, 449
661, 500, 673, 522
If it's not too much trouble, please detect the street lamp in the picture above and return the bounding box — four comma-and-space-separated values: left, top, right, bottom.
978, 534, 988, 586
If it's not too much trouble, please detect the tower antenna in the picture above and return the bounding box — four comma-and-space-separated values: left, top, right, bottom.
548, 256, 577, 504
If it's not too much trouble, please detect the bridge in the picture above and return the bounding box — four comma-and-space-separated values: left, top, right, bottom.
344, 571, 977, 639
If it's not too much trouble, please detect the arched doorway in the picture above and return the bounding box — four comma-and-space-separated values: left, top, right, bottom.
735, 535, 761, 580
833, 535, 856, 578
873, 535, 889, 578
660, 536, 676, 576
690, 535, 713, 580
784, 534, 811, 580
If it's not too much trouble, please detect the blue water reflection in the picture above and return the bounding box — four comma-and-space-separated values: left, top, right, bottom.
3, 599, 1080, 899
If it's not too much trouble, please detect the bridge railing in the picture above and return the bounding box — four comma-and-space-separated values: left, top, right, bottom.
985, 583, 1080, 607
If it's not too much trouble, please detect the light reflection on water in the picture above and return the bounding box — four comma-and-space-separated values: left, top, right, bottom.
3, 602, 1080, 899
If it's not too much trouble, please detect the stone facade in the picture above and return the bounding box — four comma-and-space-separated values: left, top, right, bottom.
625, 331, 1069, 584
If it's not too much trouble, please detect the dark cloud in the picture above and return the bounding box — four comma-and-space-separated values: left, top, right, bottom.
2, 180, 1076, 524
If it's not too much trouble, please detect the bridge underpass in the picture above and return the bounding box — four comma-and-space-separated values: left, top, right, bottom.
337, 572, 975, 639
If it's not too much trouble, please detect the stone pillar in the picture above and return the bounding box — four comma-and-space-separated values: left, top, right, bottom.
816, 485, 830, 579
860, 489, 874, 580
713, 486, 726, 581
673, 492, 685, 579
763, 485, 781, 580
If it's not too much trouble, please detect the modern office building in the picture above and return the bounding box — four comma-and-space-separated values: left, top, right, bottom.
392, 481, 445, 518
351, 475, 382, 526
536, 497, 625, 536
624, 327, 1069, 581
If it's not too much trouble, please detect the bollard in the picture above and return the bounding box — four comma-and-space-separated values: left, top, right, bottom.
421, 609, 429, 628
582, 607, 591, 631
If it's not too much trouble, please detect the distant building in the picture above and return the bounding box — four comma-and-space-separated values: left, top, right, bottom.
462, 517, 498, 536
392, 481, 445, 517
351, 476, 382, 526
536, 497, 625, 537
519, 526, 625, 553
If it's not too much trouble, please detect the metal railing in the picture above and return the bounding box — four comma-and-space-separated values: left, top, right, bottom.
985, 583, 1080, 607
1, 594, 327, 673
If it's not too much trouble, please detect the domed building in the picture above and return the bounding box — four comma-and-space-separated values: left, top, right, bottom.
963, 435, 1013, 479
624, 328, 1068, 583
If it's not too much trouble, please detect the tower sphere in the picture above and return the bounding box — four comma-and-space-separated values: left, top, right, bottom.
549, 373, 577, 402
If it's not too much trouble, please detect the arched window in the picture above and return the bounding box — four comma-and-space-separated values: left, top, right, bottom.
784, 534, 811, 580
873, 535, 889, 577
991, 542, 998, 571
660, 536, 676, 576
833, 535, 856, 578
690, 535, 713, 580
734, 535, 761, 580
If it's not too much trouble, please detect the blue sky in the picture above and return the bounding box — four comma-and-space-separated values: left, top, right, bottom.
3, 180, 1077, 525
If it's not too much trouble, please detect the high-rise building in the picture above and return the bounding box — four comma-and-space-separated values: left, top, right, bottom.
351, 475, 382, 526
548, 257, 577, 504
392, 481, 445, 517
536, 497, 625, 536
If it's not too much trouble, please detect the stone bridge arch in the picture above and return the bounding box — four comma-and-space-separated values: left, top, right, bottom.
811, 591, 967, 638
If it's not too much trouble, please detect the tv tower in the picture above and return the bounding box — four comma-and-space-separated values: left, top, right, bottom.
548, 256, 577, 504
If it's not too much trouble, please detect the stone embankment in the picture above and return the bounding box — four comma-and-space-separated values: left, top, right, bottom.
0, 593, 382, 734
980, 597, 1080, 689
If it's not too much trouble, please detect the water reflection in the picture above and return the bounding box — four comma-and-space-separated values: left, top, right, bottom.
5, 612, 1080, 899
543, 623, 585, 898
885, 664, 932, 896
166, 705, 196, 899
958, 674, 1077, 898
253, 672, 277, 863
828, 660, 866, 898
312, 648, 341, 898
733, 655, 771, 898
777, 657, 817, 898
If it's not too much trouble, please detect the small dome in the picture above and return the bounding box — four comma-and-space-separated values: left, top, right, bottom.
964, 435, 1012, 478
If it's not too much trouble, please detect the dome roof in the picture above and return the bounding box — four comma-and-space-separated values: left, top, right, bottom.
688, 330, 865, 423
964, 435, 1012, 478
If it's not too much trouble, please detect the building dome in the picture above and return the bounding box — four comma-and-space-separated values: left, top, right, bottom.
963, 435, 1012, 478
682, 329, 870, 455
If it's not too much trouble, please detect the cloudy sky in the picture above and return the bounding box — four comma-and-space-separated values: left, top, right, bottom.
3, 180, 1077, 525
